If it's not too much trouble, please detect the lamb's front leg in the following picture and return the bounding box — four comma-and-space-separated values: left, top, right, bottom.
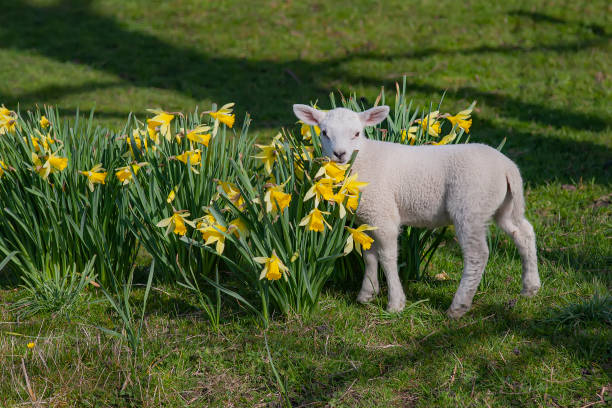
376, 226, 406, 313
356, 245, 379, 304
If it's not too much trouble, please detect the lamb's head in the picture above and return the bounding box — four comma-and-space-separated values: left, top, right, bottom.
292, 104, 389, 164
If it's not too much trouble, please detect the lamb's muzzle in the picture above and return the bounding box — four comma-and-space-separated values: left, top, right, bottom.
293, 104, 540, 318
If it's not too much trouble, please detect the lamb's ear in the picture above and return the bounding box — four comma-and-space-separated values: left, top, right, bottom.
293, 104, 325, 126
359, 106, 390, 127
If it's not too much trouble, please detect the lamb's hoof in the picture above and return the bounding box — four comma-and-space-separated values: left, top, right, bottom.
356, 291, 377, 304
386, 298, 406, 313
447, 306, 469, 319
521, 286, 540, 298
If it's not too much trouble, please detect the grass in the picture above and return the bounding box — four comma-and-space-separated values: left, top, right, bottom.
0, 0, 610, 406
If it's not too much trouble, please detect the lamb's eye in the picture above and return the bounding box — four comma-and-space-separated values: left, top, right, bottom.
321, 130, 328, 138
353, 132, 360, 138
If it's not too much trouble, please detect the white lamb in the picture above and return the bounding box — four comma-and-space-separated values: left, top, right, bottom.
293, 104, 540, 318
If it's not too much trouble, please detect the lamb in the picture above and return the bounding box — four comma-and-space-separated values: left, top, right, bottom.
293, 104, 541, 318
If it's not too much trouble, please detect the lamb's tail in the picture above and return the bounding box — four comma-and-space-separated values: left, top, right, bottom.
505, 163, 526, 223
495, 162, 525, 225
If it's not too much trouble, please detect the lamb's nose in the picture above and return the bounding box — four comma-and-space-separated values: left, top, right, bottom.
333, 150, 346, 161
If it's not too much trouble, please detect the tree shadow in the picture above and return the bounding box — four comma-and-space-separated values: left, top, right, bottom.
509, 9, 607, 36
2, 0, 610, 133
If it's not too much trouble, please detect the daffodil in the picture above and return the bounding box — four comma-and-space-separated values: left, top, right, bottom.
299, 121, 320, 142
40, 116, 50, 129
167, 186, 178, 203
217, 180, 245, 210
304, 177, 335, 206
253, 144, 276, 174
127, 129, 148, 157
401, 127, 418, 144
209, 102, 235, 130
0, 106, 17, 134
264, 183, 292, 214
32, 152, 68, 179
196, 214, 227, 254
146, 109, 174, 142
432, 129, 457, 146
0, 160, 7, 178
254, 250, 289, 281
79, 163, 107, 191
157, 210, 196, 236
445, 103, 474, 133
175, 149, 202, 166
416, 111, 441, 137
115, 162, 147, 185
315, 160, 348, 183
186, 125, 212, 147
26, 130, 55, 153
253, 134, 283, 174
344, 224, 377, 255
228, 217, 249, 238
338, 173, 369, 196
319, 171, 363, 217
299, 208, 331, 232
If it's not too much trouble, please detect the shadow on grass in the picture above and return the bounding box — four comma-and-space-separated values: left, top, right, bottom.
2, 1, 610, 135
278, 298, 609, 406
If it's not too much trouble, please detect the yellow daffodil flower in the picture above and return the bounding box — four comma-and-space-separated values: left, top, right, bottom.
146, 109, 174, 142
315, 160, 348, 183
127, 129, 148, 157
0, 160, 6, 178
264, 183, 292, 214
228, 217, 249, 238
186, 125, 212, 147
40, 116, 50, 129
26, 130, 55, 153
338, 173, 369, 196
299, 121, 320, 142
115, 162, 147, 185
209, 102, 235, 130
416, 111, 441, 137
196, 214, 227, 254
401, 127, 418, 144
217, 180, 245, 210
32, 152, 68, 179
304, 177, 335, 206
176, 149, 202, 166
432, 129, 457, 146
253, 134, 283, 175
253, 144, 276, 174
445, 103, 474, 133
79, 163, 107, 191
254, 250, 289, 281
0, 106, 17, 134
344, 224, 377, 255
167, 186, 178, 203
156, 210, 196, 236
299, 208, 331, 232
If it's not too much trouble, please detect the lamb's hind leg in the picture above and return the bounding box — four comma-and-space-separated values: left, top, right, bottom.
495, 213, 540, 297
448, 222, 489, 319
356, 245, 379, 303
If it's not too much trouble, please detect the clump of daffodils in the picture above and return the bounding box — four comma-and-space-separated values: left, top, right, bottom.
400, 102, 475, 146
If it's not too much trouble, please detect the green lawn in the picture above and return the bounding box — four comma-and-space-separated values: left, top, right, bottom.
1, 0, 610, 406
